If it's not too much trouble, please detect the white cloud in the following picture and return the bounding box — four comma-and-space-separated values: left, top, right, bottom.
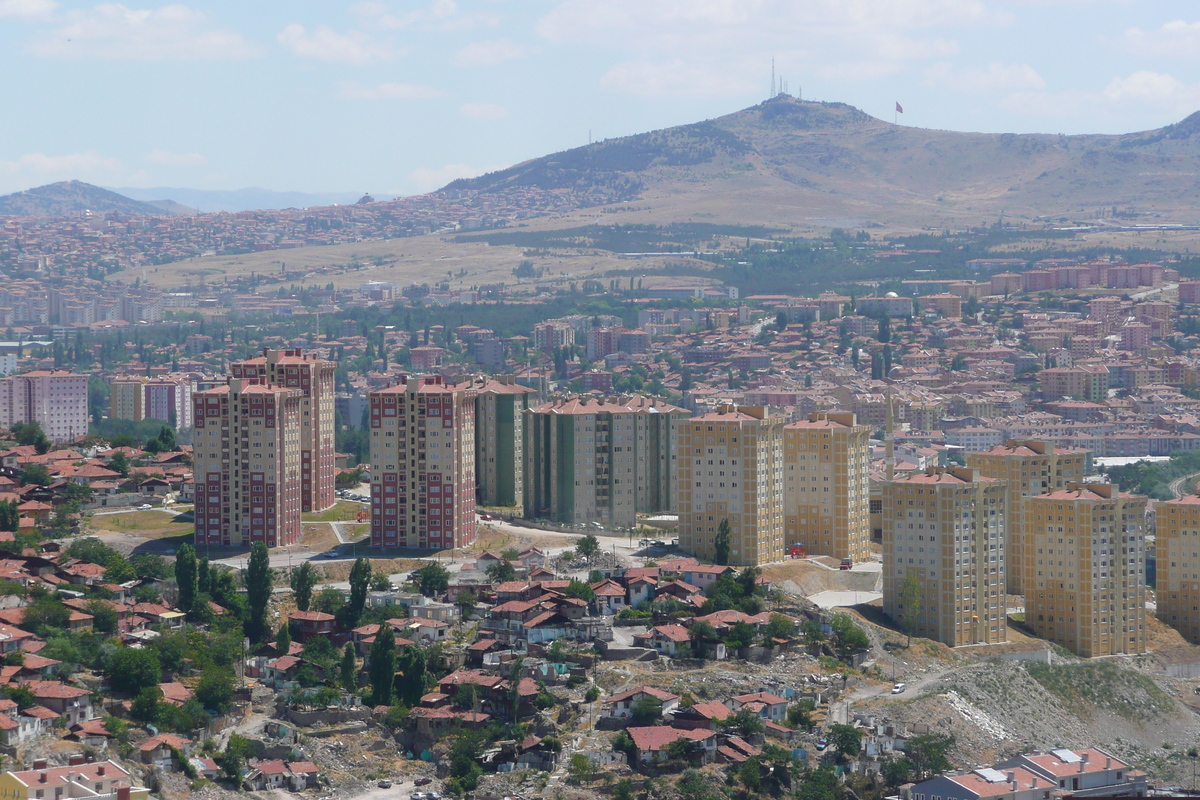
453, 39, 523, 67
1102, 71, 1200, 111
340, 81, 442, 100
1000, 71, 1200, 124
144, 150, 205, 167
459, 102, 507, 120
536, 0, 1000, 98
0, 0, 56, 20
30, 4, 259, 60
0, 151, 125, 192
277, 23, 391, 65
1125, 21, 1200, 60
925, 61, 1045, 93
408, 163, 500, 193
353, 0, 498, 32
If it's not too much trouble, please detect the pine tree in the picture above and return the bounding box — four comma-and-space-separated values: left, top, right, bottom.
174, 543, 198, 614
245, 543, 273, 642
369, 623, 396, 706
340, 642, 357, 692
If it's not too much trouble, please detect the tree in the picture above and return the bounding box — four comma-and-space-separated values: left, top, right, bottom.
762, 613, 798, 645
828, 723, 862, 759
830, 614, 870, 661
346, 557, 371, 626
788, 699, 815, 729
725, 621, 756, 650
906, 733, 955, 780
575, 534, 600, 561
217, 733, 254, 781
275, 621, 291, 656
108, 647, 161, 694
290, 562, 317, 612
563, 578, 594, 602
371, 572, 392, 592
414, 562, 449, 597
87, 599, 118, 634
714, 518, 731, 565
899, 570, 923, 646
722, 707, 764, 738
883, 757, 915, 787
612, 778, 635, 800
22, 596, 71, 636
368, 622, 396, 706
340, 642, 358, 692
664, 736, 692, 762
195, 667, 235, 713
197, 557, 211, 593
739, 757, 763, 793
109, 452, 130, 477
12, 422, 50, 454
567, 753, 593, 785
174, 542, 198, 614
130, 687, 161, 723
630, 695, 663, 726
20, 464, 52, 486
245, 542, 273, 642
485, 561, 516, 583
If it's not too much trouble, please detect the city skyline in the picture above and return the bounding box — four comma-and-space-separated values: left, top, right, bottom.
3, 1, 1200, 196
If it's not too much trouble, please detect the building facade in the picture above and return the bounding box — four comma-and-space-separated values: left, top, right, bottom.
883, 467, 1008, 647
0, 370, 88, 443
230, 349, 336, 513
677, 405, 785, 566
192, 380, 304, 547
524, 395, 688, 529
1023, 483, 1147, 657
783, 411, 871, 563
369, 376, 477, 550
110, 376, 147, 423
145, 375, 194, 428
1156, 494, 1200, 644
474, 377, 536, 511
967, 439, 1089, 594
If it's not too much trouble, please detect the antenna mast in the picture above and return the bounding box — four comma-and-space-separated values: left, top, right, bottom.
771, 58, 775, 97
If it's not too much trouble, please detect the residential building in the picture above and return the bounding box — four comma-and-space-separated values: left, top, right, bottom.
369, 375, 477, 550
1039, 366, 1109, 403
193, 379, 304, 547
1023, 483, 1147, 657
677, 405, 785, 566
783, 411, 871, 562
474, 377, 536, 510
110, 376, 147, 422
900, 748, 1146, 800
524, 395, 688, 528
967, 440, 1089, 594
144, 375, 193, 428
0, 760, 150, 800
230, 348, 336, 513
883, 467, 1008, 647
0, 370, 88, 443
1156, 494, 1200, 643
532, 321, 575, 352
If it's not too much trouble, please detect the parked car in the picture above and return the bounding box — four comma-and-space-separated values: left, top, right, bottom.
815, 739, 828, 751
411, 793, 427, 800
414, 778, 432, 787
138, 504, 153, 510
839, 558, 853, 570
891, 683, 906, 694
479, 513, 494, 521
377, 780, 392, 788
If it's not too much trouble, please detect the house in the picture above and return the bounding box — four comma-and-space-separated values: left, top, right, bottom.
285, 762, 322, 790
137, 733, 193, 768
515, 547, 546, 570
158, 682, 193, 707
25, 681, 93, 726
995, 748, 1147, 797
474, 551, 506, 573
408, 707, 491, 740
602, 686, 680, 721
591, 579, 627, 615
634, 624, 692, 657
730, 691, 789, 723
718, 736, 762, 765
288, 611, 334, 641
406, 617, 450, 643
0, 759, 150, 800
188, 757, 220, 780
242, 760, 291, 791
671, 701, 731, 731
69, 719, 116, 749
626, 726, 717, 766
625, 575, 656, 606
263, 656, 303, 687
682, 564, 735, 590
130, 603, 184, 628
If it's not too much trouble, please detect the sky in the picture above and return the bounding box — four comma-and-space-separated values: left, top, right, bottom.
3, 0, 1200, 197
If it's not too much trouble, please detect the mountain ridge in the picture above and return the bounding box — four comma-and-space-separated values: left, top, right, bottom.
0, 180, 175, 217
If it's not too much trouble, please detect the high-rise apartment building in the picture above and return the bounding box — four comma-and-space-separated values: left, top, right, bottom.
677, 405, 784, 566
524, 395, 688, 529
783, 411, 871, 562
883, 467, 1008, 647
193, 379, 304, 547
0, 370, 88, 443
369, 376, 477, 550
145, 375, 193, 428
110, 376, 147, 423
1156, 494, 1200, 643
474, 377, 536, 511
967, 439, 1089, 594
230, 349, 335, 513
1023, 483, 1147, 657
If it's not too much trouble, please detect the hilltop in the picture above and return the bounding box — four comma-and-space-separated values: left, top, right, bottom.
0, 180, 178, 217
446, 95, 1200, 230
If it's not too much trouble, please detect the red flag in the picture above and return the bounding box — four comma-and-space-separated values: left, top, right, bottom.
895, 102, 904, 114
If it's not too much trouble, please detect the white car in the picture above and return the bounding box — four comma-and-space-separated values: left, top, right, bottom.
138, 504, 152, 510
891, 683, 906, 694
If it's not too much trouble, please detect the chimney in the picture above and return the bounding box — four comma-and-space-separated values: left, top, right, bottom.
98, 765, 106, 777
33, 760, 47, 771
68, 756, 84, 767
1105, 757, 1111, 770
38, 774, 46, 784
1032, 778, 1039, 789
117, 785, 130, 800
1007, 772, 1015, 784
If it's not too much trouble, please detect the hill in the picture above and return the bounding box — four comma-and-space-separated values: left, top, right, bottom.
0, 180, 175, 217
445, 95, 1200, 229
109, 186, 395, 213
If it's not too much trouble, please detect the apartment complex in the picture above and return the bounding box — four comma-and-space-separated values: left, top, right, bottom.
967, 439, 1089, 594
230, 349, 336, 513
882, 467, 1008, 647
109, 374, 194, 428
368, 376, 478, 550
0, 370, 88, 443
474, 377, 536, 511
1023, 483, 1147, 657
524, 395, 688, 529
110, 376, 146, 423
783, 411, 871, 563
1156, 494, 1200, 643
677, 405, 785, 566
192, 379, 304, 548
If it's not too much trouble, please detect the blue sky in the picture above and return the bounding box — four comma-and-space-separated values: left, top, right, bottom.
3, 0, 1200, 197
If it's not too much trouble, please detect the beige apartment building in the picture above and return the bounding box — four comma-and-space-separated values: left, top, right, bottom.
677, 405, 784, 566
783, 411, 871, 563
193, 380, 304, 548
1154, 494, 1200, 643
110, 376, 147, 422
967, 439, 1089, 594
1024, 483, 1147, 657
231, 349, 336, 513
474, 377, 536, 511
369, 375, 477, 550
0, 370, 89, 443
883, 467, 1008, 647
524, 395, 687, 529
